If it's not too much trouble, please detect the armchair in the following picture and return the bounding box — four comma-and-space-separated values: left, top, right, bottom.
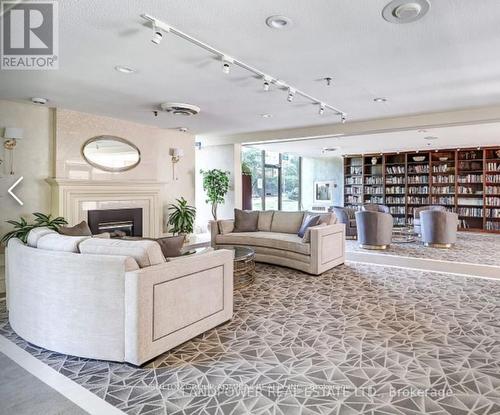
355, 210, 393, 250
331, 206, 357, 238
414, 205, 446, 234
420, 210, 458, 248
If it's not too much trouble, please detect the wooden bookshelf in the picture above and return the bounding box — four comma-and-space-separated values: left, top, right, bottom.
343, 146, 500, 233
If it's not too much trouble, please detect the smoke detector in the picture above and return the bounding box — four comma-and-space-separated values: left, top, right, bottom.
382, 0, 430, 24
31, 97, 48, 105
160, 102, 200, 116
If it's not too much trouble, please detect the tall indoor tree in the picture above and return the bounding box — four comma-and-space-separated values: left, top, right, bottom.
200, 169, 230, 220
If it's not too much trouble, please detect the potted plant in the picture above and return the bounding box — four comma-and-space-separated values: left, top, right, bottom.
200, 169, 230, 220
167, 197, 196, 241
1, 212, 68, 245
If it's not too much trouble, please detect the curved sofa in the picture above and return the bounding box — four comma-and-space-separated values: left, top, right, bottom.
6, 231, 233, 365
210, 210, 345, 275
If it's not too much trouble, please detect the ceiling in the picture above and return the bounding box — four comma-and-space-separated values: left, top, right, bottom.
249, 122, 500, 157
2, 0, 500, 136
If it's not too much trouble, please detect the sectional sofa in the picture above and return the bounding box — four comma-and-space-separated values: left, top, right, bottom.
6, 228, 233, 365
210, 210, 345, 275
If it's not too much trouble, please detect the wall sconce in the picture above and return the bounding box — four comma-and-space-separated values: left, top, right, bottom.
3, 127, 24, 175
169, 147, 184, 180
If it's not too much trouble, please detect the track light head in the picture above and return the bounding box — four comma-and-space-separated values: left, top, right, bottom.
287, 88, 295, 102
319, 103, 325, 116
340, 113, 347, 123
263, 80, 270, 91
151, 26, 163, 44
222, 61, 231, 74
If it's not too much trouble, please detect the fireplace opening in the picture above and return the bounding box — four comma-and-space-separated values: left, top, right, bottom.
87, 208, 143, 238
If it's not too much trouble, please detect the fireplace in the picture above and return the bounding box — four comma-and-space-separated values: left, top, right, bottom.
88, 208, 143, 238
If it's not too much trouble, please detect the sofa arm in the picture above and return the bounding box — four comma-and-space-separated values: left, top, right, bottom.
124, 249, 234, 365
210, 219, 235, 247
309, 223, 345, 275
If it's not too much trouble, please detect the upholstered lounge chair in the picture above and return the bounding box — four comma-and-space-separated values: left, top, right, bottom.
413, 205, 446, 234
355, 210, 393, 250
331, 206, 357, 239
420, 210, 458, 248
361, 203, 390, 214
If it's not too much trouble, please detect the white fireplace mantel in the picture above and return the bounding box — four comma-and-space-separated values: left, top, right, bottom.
47, 178, 165, 237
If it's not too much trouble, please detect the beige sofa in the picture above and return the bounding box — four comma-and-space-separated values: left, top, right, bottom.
6, 228, 233, 365
210, 211, 345, 275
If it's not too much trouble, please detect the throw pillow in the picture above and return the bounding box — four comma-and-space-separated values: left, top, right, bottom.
297, 214, 320, 238
155, 235, 186, 258
233, 209, 259, 232
257, 210, 274, 231
302, 223, 326, 243
58, 220, 92, 236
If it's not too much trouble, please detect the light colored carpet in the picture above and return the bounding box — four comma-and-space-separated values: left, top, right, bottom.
1, 262, 500, 414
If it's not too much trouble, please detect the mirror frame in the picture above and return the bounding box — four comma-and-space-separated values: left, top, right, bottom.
81, 135, 141, 172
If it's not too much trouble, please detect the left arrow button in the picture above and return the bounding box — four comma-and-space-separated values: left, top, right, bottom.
8, 176, 24, 206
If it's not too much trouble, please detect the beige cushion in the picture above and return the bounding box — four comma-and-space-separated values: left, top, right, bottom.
58, 221, 92, 236
302, 223, 327, 243
233, 209, 258, 232
271, 211, 305, 234
218, 220, 234, 235
216, 231, 310, 255
27, 227, 57, 248
318, 212, 337, 225
124, 257, 140, 271
37, 233, 90, 253
79, 238, 165, 268
257, 211, 274, 231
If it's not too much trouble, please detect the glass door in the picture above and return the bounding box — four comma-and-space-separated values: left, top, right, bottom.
264, 165, 280, 210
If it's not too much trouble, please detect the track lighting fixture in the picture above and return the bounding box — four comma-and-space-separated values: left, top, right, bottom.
319, 103, 325, 116
151, 25, 163, 45
263, 78, 271, 91
341, 113, 347, 123
141, 13, 347, 118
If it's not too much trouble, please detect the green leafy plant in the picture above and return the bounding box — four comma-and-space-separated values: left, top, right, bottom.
241, 162, 252, 176
200, 169, 230, 220
167, 198, 196, 235
1, 212, 68, 245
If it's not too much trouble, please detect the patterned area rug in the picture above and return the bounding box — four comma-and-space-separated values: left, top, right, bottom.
1, 263, 500, 415
346, 232, 500, 267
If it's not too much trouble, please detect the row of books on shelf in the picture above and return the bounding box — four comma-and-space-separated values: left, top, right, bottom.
364, 196, 384, 203
432, 186, 455, 194
386, 166, 405, 174
486, 221, 500, 231
457, 198, 483, 206
485, 186, 500, 195
486, 174, 500, 183
389, 206, 406, 215
459, 219, 481, 229
432, 164, 454, 173
345, 177, 363, 185
485, 197, 500, 206
486, 162, 500, 171
364, 187, 384, 195
408, 186, 429, 194
458, 186, 482, 194
486, 208, 500, 218
408, 196, 430, 204
408, 165, 429, 174
457, 174, 483, 183
365, 177, 383, 185
432, 175, 455, 183
432, 197, 455, 205
345, 187, 362, 195
457, 207, 483, 217
347, 167, 363, 175
407, 176, 428, 184
386, 186, 405, 194
386, 196, 405, 204
345, 196, 362, 204
393, 217, 406, 226
386, 177, 405, 184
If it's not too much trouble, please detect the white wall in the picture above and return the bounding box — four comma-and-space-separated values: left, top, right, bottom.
195, 143, 241, 232
0, 100, 54, 293
301, 156, 343, 211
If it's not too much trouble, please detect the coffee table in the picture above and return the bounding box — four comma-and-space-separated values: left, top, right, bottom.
216, 246, 255, 289
392, 226, 418, 244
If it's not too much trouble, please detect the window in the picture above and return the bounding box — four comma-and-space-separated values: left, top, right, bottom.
242, 147, 301, 211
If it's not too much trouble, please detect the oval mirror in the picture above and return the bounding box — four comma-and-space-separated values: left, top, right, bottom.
82, 136, 141, 172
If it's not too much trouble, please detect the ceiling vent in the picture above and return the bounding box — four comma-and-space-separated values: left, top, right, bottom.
160, 102, 200, 116
382, 0, 430, 24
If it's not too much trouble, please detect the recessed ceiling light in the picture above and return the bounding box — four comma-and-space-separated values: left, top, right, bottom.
417, 129, 427, 133
373, 97, 387, 102
115, 65, 136, 74
177, 127, 189, 133
266, 15, 292, 29
424, 136, 438, 140
382, 0, 430, 24
261, 113, 273, 118
31, 97, 48, 105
